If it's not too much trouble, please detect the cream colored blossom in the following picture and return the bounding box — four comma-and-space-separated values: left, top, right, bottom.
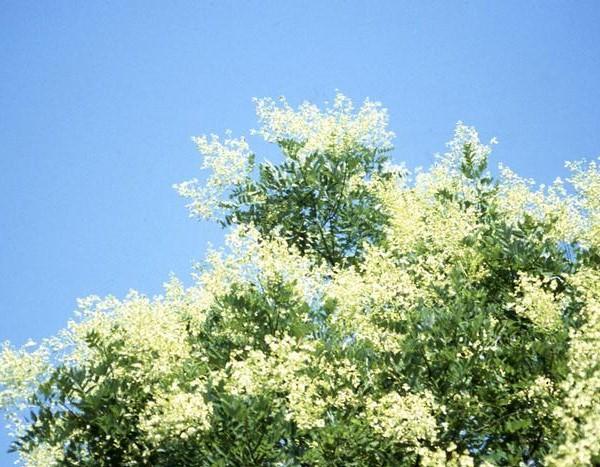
141, 386, 213, 443
0, 343, 49, 410
497, 164, 583, 243
220, 334, 326, 429
252, 92, 394, 162
68, 290, 193, 382
371, 159, 487, 285
438, 121, 493, 176
418, 447, 478, 467
197, 225, 328, 315
510, 273, 564, 333
327, 246, 421, 353
20, 442, 64, 467
222, 349, 269, 396
366, 391, 439, 445
546, 268, 600, 466
0, 342, 51, 443
567, 158, 600, 249
174, 131, 253, 219
285, 375, 327, 430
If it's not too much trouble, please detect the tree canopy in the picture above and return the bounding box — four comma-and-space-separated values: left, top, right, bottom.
1, 93, 599, 466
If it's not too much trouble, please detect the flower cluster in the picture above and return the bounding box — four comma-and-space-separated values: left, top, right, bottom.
546, 268, 600, 466
253, 92, 395, 162
567, 158, 600, 249
141, 386, 213, 443
366, 390, 439, 445
510, 273, 564, 333
174, 131, 253, 219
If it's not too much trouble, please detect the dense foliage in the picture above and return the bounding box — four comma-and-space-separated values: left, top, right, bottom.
1, 94, 599, 466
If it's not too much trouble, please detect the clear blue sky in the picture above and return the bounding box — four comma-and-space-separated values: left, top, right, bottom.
1, 0, 600, 461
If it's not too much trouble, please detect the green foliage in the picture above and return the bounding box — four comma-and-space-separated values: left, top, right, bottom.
2, 95, 599, 466
226, 139, 394, 266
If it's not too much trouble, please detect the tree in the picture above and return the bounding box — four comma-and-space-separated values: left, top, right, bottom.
1, 93, 599, 466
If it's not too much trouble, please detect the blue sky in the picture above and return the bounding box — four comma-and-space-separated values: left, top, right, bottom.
1, 0, 600, 461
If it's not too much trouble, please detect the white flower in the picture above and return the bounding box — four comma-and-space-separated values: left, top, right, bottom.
252, 92, 394, 162
174, 131, 253, 220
